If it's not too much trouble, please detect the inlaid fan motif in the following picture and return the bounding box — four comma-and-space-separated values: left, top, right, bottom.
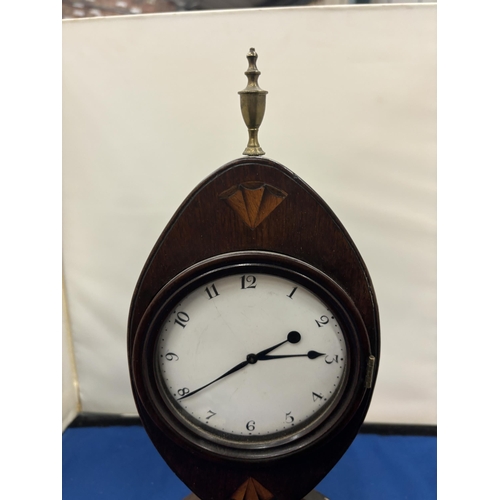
219, 182, 287, 229
231, 477, 274, 500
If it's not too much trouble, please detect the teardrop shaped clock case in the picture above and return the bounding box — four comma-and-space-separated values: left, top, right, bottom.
128, 49, 380, 500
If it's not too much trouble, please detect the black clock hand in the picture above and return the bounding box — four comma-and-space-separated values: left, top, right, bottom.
177, 359, 250, 400
259, 350, 325, 360
253, 331, 301, 362
178, 331, 301, 401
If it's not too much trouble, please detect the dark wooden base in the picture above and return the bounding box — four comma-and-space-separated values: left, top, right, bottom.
183, 489, 329, 500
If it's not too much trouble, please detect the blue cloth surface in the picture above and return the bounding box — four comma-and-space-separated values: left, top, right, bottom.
63, 426, 436, 499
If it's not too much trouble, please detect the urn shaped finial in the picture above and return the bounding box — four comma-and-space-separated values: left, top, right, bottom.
239, 48, 268, 156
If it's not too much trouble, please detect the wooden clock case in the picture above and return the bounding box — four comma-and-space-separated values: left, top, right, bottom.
128, 156, 380, 500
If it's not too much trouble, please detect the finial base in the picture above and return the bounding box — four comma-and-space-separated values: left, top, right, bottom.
243, 146, 265, 156
242, 128, 265, 156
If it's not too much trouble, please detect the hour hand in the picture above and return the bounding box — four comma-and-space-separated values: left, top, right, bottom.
260, 350, 325, 360
254, 331, 301, 361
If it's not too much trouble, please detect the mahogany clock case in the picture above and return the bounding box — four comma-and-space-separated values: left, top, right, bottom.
127, 156, 380, 500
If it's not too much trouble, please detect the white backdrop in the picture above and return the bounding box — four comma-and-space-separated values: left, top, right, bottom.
62, 4, 436, 424
63, 281, 79, 429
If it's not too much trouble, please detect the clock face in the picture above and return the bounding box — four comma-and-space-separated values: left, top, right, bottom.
134, 253, 370, 461
154, 269, 349, 450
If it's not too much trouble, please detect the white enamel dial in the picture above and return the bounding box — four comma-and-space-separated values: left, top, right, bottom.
155, 271, 348, 446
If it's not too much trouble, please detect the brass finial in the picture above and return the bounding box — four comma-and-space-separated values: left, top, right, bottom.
238, 48, 268, 156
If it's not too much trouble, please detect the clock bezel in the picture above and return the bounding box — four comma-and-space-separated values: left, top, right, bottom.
132, 251, 372, 462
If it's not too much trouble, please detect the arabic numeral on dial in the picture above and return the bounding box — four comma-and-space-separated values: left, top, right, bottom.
287, 287, 297, 299
241, 275, 257, 289
204, 284, 219, 300
315, 315, 329, 327
177, 388, 190, 397
206, 410, 216, 420
164, 352, 179, 361
325, 354, 338, 364
246, 420, 256, 431
174, 311, 189, 328
285, 411, 295, 424
312, 392, 324, 402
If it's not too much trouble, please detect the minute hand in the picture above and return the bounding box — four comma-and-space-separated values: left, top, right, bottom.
260, 350, 325, 360
177, 359, 249, 400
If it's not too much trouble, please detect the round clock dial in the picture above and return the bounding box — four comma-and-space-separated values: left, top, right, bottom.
133, 252, 371, 461
156, 272, 348, 447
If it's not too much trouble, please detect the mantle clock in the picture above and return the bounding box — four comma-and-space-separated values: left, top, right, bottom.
128, 49, 380, 500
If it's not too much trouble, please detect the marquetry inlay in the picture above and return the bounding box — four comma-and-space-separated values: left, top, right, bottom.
230, 477, 274, 500
219, 182, 287, 229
